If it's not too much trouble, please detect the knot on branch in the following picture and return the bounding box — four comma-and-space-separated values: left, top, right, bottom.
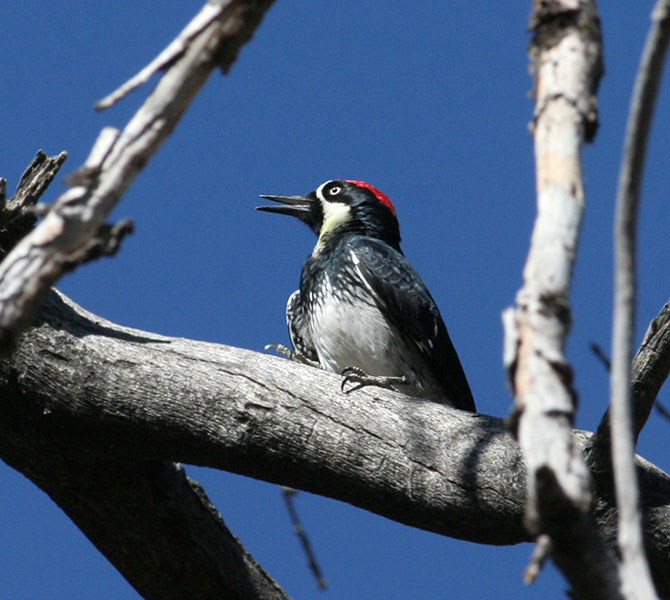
538, 292, 571, 326
59, 219, 135, 273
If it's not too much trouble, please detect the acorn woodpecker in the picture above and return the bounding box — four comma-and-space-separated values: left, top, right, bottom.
257, 179, 475, 412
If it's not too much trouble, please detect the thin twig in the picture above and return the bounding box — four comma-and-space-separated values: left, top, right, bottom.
654, 399, 670, 422
281, 487, 327, 590
524, 534, 552, 584
610, 1, 670, 597
586, 299, 670, 471
590, 342, 611, 372
95, 2, 224, 110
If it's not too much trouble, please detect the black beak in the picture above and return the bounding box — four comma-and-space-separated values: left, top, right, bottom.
256, 194, 313, 219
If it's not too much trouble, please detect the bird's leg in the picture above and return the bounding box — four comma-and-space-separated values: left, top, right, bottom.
340, 366, 409, 394
264, 343, 321, 368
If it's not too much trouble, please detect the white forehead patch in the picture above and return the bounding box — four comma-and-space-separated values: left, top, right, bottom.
315, 180, 334, 202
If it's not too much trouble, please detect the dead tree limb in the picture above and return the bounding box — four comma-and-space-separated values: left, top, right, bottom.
587, 299, 670, 469
0, 444, 289, 600
608, 1, 670, 596
0, 150, 68, 260
3, 290, 670, 597
0, 0, 275, 356
502, 1, 615, 595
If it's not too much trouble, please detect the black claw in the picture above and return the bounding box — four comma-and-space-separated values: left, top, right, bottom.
340, 367, 410, 395
265, 343, 322, 368
341, 376, 365, 394
340, 366, 369, 394
264, 343, 292, 358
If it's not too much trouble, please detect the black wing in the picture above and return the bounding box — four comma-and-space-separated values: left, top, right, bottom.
286, 289, 318, 363
346, 237, 475, 411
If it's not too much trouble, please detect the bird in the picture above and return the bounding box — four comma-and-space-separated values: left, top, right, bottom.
257, 179, 475, 412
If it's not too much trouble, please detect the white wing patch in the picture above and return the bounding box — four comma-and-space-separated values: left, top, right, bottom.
349, 249, 384, 307
350, 248, 439, 354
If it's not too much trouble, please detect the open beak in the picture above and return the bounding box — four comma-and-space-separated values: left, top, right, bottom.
256, 194, 313, 219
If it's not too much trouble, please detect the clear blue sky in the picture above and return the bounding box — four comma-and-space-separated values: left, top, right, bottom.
1, 2, 669, 599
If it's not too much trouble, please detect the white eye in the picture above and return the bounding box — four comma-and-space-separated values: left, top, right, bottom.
328, 186, 342, 196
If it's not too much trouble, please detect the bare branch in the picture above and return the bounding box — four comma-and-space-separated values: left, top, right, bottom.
0, 150, 67, 259
587, 299, 670, 469
504, 1, 610, 594
281, 488, 327, 590
0, 446, 290, 600
5, 150, 68, 214
534, 467, 621, 600
609, 1, 670, 597
4, 290, 670, 597
0, 0, 275, 357
524, 534, 551, 585
590, 342, 611, 372
632, 300, 670, 437
95, 2, 225, 110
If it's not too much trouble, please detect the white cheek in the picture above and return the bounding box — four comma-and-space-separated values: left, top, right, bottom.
321, 201, 351, 232
313, 201, 351, 253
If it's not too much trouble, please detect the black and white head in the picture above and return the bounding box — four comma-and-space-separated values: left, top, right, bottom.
257, 179, 401, 251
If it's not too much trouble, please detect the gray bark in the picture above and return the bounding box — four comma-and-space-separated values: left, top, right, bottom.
608, 1, 670, 596
0, 0, 275, 355
505, 2, 619, 594
2, 290, 670, 597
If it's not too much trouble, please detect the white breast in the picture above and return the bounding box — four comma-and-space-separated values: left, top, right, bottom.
309, 274, 400, 376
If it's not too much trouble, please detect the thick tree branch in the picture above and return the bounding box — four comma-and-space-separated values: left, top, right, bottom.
3, 291, 670, 597
0, 0, 275, 356
504, 1, 611, 595
0, 448, 289, 600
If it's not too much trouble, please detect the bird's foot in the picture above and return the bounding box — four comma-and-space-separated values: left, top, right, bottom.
340, 366, 409, 394
264, 343, 320, 368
